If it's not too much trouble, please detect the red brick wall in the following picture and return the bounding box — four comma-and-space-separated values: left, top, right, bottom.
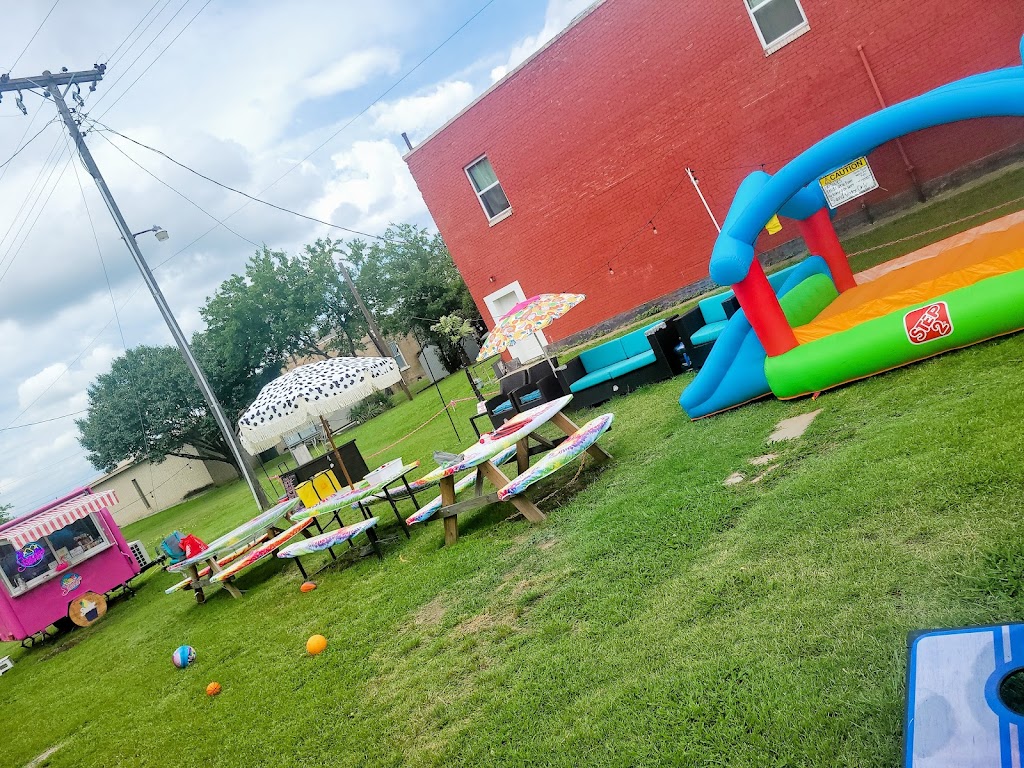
406, 0, 1024, 343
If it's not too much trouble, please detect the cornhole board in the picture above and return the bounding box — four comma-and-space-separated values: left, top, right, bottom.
905, 623, 1024, 767
209, 518, 314, 584
164, 535, 269, 594
498, 414, 613, 500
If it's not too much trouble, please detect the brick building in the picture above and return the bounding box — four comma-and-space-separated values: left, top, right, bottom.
404, 0, 1024, 353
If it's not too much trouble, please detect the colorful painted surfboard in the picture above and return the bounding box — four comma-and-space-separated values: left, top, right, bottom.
276, 518, 379, 558
405, 446, 518, 525
415, 395, 573, 486
497, 413, 613, 501
164, 535, 270, 594
167, 497, 300, 572
209, 518, 314, 583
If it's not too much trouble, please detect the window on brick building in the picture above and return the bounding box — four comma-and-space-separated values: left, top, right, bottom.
745, 0, 809, 55
465, 156, 512, 224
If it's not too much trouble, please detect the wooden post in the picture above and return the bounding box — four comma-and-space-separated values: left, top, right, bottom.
440, 476, 458, 545
478, 460, 545, 523
319, 415, 354, 489
516, 438, 530, 474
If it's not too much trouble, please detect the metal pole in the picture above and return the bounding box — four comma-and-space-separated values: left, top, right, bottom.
686, 167, 721, 233
417, 335, 460, 441
46, 72, 270, 510
331, 247, 414, 401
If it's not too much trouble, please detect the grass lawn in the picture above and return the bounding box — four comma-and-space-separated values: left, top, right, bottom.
4, 167, 1024, 767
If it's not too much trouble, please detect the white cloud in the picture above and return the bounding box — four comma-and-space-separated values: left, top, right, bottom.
316, 140, 425, 234
306, 48, 402, 98
371, 80, 475, 139
490, 0, 597, 82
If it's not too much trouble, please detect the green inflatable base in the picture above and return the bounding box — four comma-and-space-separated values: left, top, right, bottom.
766, 268, 1024, 399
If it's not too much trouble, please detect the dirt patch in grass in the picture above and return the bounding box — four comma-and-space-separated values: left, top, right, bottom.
413, 596, 446, 628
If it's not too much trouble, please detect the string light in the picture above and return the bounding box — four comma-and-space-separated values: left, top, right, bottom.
651, 221, 658, 235
607, 262, 614, 275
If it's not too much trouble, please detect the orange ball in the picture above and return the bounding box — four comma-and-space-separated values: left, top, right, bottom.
300, 581, 317, 593
206, 681, 221, 696
306, 634, 327, 655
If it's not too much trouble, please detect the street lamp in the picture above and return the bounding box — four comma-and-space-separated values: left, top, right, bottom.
131, 225, 169, 242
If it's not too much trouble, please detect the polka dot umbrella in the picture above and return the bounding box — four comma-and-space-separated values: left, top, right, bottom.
476, 293, 585, 371
238, 356, 402, 487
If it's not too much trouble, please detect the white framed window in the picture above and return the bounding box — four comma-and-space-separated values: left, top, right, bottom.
465, 156, 512, 225
745, 0, 809, 55
389, 341, 410, 372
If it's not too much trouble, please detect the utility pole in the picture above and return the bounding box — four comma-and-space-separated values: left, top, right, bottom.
332, 246, 413, 401
1, 66, 270, 510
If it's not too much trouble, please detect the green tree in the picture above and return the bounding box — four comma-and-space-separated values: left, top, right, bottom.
76, 345, 238, 472
350, 224, 478, 371
0, 504, 11, 524
201, 245, 370, 368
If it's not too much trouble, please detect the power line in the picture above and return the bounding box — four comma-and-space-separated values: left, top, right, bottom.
63, 126, 159, 494
93, 128, 261, 248
6, 0, 62, 74
90, 0, 188, 111
94, 0, 215, 121
148, 0, 499, 256
0, 410, 87, 431
0, 147, 74, 289
0, 117, 56, 171
89, 119, 389, 242
104, 0, 170, 70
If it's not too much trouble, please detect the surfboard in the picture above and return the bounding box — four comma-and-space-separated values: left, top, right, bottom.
209, 518, 315, 583
497, 413, 613, 501
406, 445, 518, 525
164, 535, 270, 594
276, 517, 379, 558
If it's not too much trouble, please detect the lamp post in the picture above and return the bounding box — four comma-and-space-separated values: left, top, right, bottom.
131, 225, 169, 242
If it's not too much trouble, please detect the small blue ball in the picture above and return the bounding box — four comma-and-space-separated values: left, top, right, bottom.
172, 645, 196, 669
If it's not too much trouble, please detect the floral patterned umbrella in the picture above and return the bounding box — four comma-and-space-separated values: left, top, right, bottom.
237, 356, 402, 487
476, 293, 585, 363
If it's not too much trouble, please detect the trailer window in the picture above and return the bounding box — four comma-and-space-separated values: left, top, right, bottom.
0, 515, 112, 596
1, 540, 57, 594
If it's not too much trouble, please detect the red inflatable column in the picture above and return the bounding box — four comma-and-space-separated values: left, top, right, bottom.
797, 209, 857, 292
733, 260, 798, 357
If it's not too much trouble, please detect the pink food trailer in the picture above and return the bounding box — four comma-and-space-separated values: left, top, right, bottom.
0, 487, 140, 642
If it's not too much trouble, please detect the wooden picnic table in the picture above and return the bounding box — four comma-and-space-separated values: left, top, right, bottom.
414, 395, 610, 545
166, 497, 300, 602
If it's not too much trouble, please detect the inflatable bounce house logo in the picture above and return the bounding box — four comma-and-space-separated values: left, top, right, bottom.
904, 302, 953, 345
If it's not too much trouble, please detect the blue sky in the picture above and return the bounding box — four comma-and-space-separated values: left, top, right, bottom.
0, 0, 598, 515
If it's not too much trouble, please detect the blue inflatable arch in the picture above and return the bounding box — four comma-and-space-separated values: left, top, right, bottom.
710, 35, 1024, 287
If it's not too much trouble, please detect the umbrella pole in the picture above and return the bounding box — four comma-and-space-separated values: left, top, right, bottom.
320, 415, 354, 489
538, 333, 558, 375
420, 341, 461, 441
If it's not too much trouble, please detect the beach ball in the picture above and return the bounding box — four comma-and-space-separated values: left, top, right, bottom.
206, 681, 222, 697
172, 645, 196, 669
306, 634, 327, 655
300, 581, 317, 593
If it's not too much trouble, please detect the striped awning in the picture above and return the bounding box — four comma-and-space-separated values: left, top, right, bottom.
0, 491, 119, 549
